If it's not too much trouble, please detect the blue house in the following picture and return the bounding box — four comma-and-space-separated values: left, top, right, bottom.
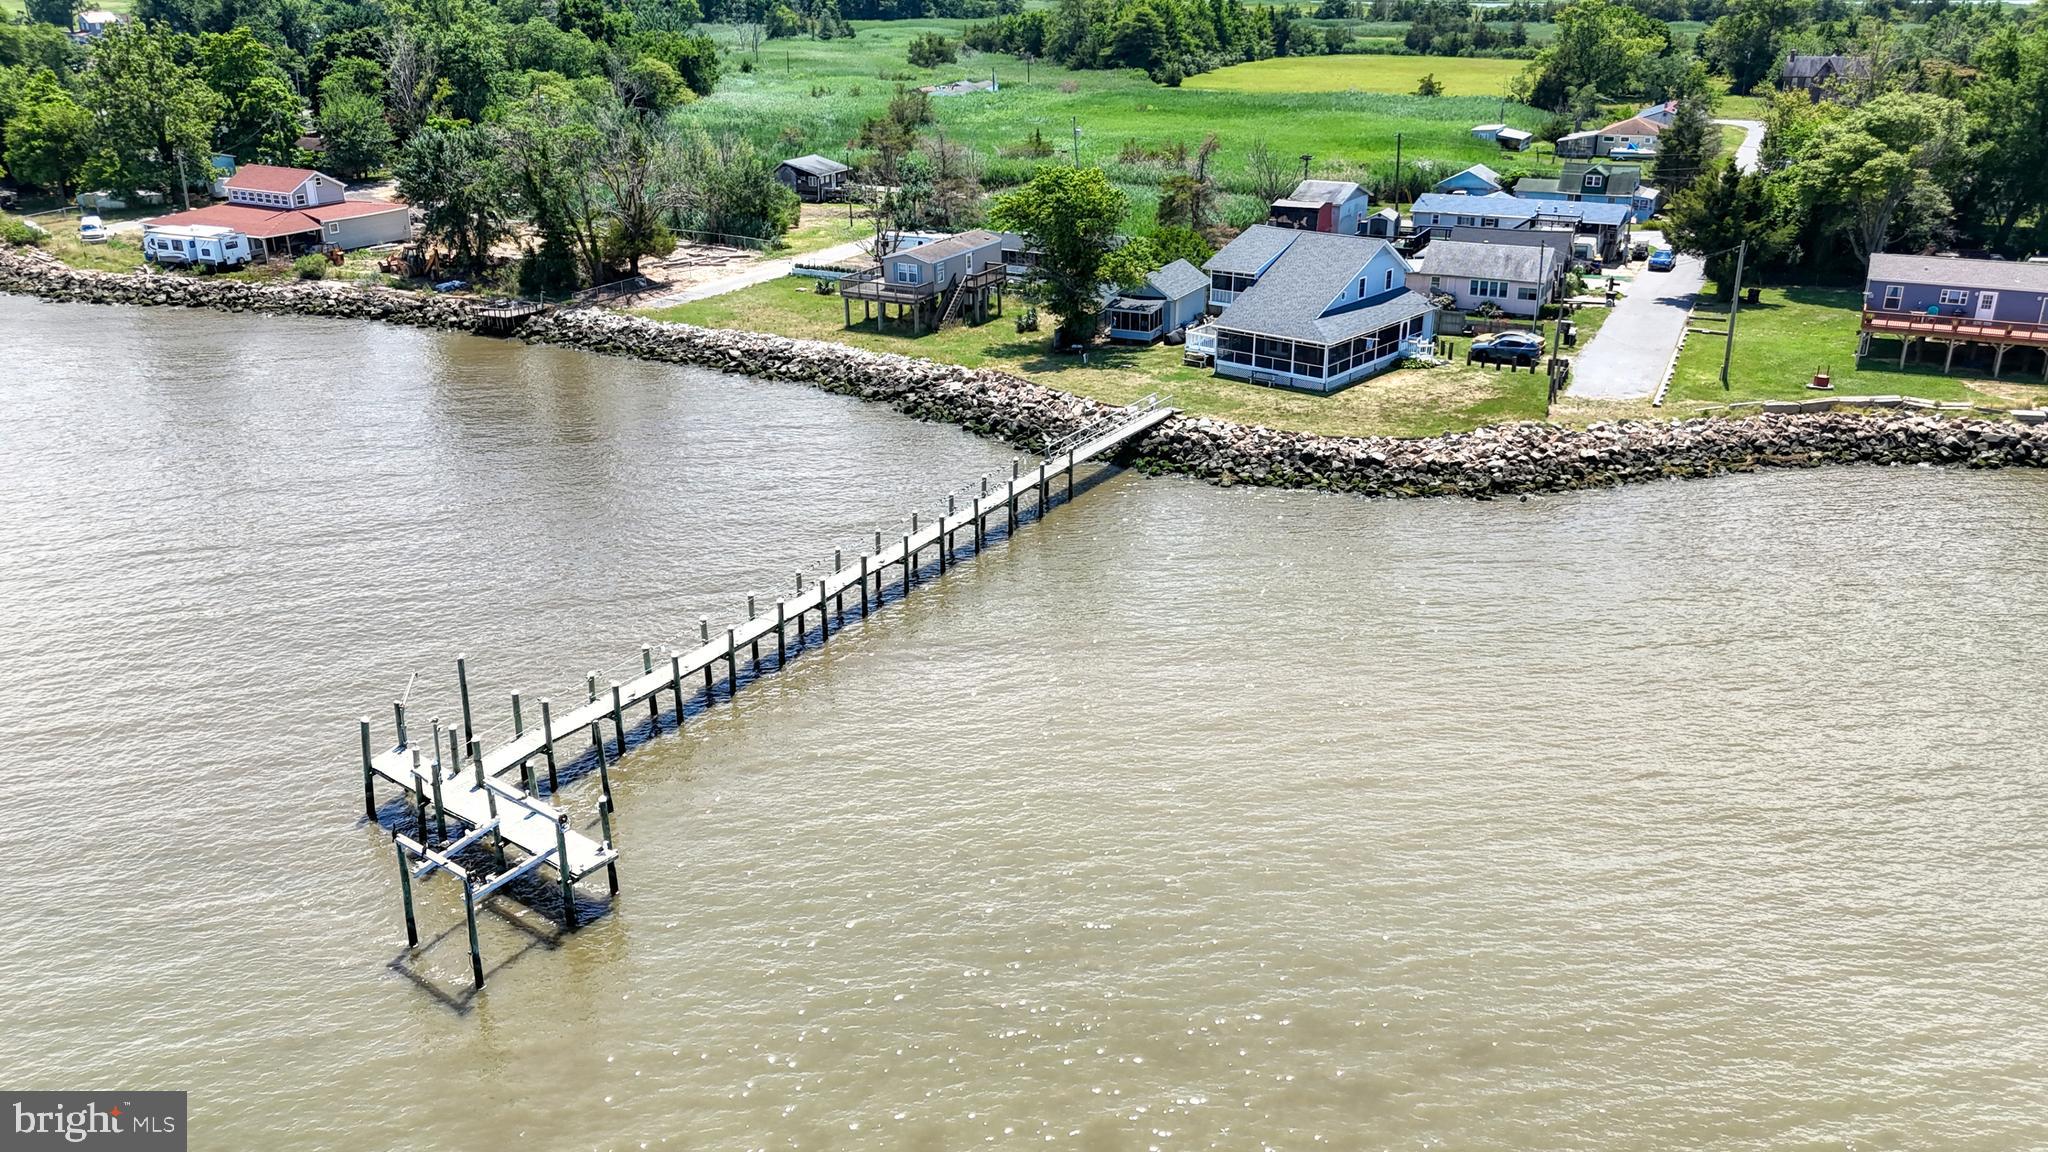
1202, 225, 1437, 393
1433, 164, 1504, 196
1106, 259, 1210, 343
1859, 253, 2048, 378
1408, 193, 1634, 263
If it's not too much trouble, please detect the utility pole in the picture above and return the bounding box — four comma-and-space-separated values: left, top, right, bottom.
175, 148, 191, 211
1392, 132, 1403, 218
1720, 239, 1748, 391
1070, 118, 1080, 166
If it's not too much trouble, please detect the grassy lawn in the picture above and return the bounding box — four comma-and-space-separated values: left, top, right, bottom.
1712, 91, 1773, 121
692, 24, 1549, 230
640, 275, 1585, 438
5, 212, 148, 273
1182, 55, 1526, 98
1666, 285, 2047, 412
775, 201, 877, 256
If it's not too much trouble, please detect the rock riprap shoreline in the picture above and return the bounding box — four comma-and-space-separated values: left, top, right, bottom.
6, 247, 2045, 499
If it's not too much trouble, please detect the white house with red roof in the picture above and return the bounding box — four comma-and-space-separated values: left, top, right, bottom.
142, 164, 411, 260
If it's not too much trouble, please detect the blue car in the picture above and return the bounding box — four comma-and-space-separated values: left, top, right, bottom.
1647, 248, 1677, 272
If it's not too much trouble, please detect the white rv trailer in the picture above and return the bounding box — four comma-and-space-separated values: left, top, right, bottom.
142, 223, 252, 269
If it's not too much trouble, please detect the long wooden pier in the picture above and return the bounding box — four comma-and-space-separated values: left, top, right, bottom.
357, 396, 1174, 989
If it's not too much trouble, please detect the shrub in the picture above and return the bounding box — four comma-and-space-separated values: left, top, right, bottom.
907, 32, 956, 68
1, 217, 44, 247
292, 254, 328, 280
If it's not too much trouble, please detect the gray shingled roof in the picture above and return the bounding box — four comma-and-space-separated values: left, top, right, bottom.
781, 154, 850, 177
1867, 253, 2048, 294
1414, 239, 1557, 284
1447, 163, 1501, 186
897, 229, 1002, 264
1783, 53, 1869, 81
1142, 258, 1209, 300
1287, 179, 1365, 206
1202, 224, 1301, 276
1211, 230, 1432, 344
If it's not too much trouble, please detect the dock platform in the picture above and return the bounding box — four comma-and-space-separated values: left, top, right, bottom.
357, 396, 1174, 988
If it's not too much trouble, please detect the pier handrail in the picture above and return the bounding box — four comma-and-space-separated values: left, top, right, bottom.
1043, 393, 1168, 459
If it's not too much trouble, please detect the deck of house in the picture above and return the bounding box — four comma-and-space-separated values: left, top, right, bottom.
1859, 309, 2048, 378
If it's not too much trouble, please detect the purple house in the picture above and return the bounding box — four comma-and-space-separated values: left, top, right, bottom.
1859, 253, 2048, 379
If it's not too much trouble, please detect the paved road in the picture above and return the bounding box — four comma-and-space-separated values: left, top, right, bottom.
1713, 119, 1765, 174
653, 238, 874, 306
1566, 247, 1708, 400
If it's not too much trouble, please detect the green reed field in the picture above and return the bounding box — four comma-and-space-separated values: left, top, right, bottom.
688, 21, 1551, 230
1182, 53, 1527, 97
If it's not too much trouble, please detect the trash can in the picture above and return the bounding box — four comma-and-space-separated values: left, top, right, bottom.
1745, 286, 1761, 304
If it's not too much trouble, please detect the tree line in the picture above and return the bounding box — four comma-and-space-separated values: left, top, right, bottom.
1667, 16, 2048, 292
0, 0, 819, 289
964, 0, 1357, 85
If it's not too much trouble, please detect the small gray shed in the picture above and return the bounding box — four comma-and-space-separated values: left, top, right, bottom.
1107, 259, 1211, 343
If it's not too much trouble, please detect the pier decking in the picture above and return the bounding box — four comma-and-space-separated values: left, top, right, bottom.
357, 396, 1175, 988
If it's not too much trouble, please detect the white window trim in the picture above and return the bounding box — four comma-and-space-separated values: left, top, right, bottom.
1882, 285, 1902, 310
1938, 288, 1968, 306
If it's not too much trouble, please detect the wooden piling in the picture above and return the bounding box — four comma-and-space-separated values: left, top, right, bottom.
1066, 449, 1076, 499
462, 874, 484, 988
394, 835, 418, 947
941, 495, 954, 573
410, 749, 428, 839
586, 672, 601, 750
593, 719, 614, 810
747, 596, 760, 665
860, 555, 871, 615
1009, 460, 1020, 531
641, 646, 657, 724
456, 655, 475, 749
776, 601, 787, 665
833, 550, 844, 621
540, 698, 559, 793
724, 627, 738, 693
360, 718, 376, 818
428, 750, 448, 844
393, 701, 408, 751
668, 653, 685, 727
902, 534, 912, 596
699, 618, 713, 694
609, 681, 626, 758
554, 815, 577, 928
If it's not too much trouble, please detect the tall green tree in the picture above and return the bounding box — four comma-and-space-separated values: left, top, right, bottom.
1653, 95, 1716, 196
1702, 0, 1812, 95
1667, 164, 1794, 299
1966, 22, 2048, 249
1517, 0, 1667, 109
316, 78, 394, 178
393, 123, 507, 270
199, 28, 303, 164
5, 70, 93, 194
81, 24, 224, 200
987, 165, 1129, 348
25, 0, 80, 29
1789, 91, 1968, 260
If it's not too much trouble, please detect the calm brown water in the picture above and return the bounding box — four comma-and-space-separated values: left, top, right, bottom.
3, 295, 2047, 1150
